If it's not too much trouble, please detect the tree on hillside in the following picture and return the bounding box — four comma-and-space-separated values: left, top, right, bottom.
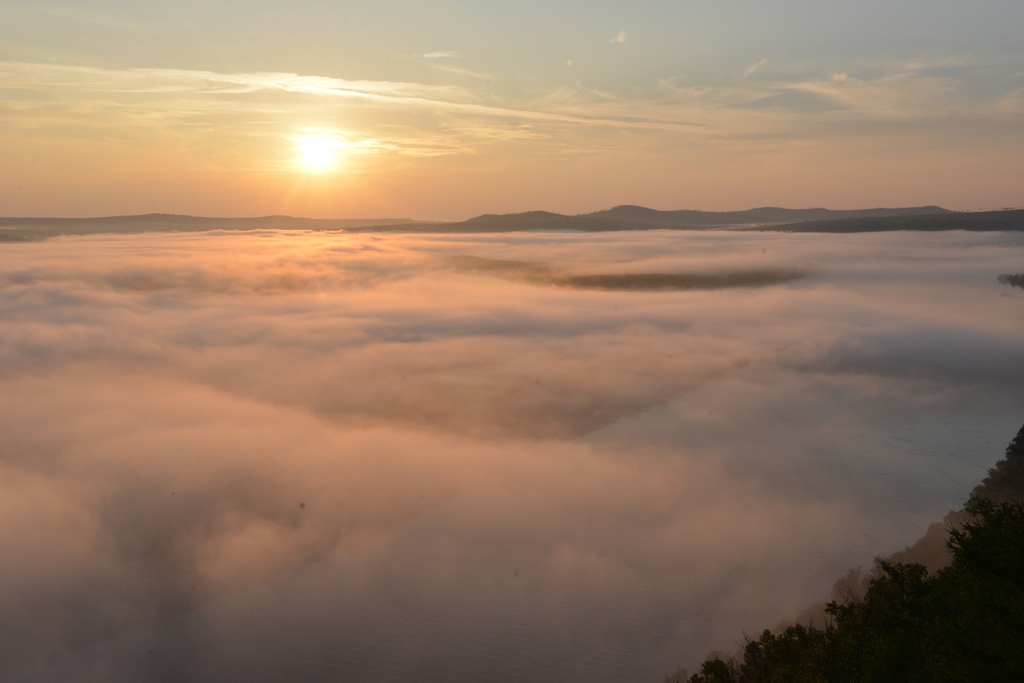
686, 498, 1024, 683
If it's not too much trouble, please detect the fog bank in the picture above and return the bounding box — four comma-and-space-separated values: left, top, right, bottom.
1, 229, 1022, 682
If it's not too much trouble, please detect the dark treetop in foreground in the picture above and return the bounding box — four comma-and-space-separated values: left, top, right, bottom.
679, 424, 1024, 683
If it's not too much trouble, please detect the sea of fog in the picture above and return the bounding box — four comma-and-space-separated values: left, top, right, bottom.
1, 228, 1022, 682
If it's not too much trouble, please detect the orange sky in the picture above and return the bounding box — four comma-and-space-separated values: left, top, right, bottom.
2, 1, 1023, 219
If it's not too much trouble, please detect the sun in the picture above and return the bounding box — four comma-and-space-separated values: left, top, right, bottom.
295, 135, 343, 172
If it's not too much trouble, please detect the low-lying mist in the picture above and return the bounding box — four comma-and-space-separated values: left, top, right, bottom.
442, 254, 811, 291
1, 229, 1023, 682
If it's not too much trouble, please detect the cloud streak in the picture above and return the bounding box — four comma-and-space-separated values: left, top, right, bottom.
2, 54, 1023, 210
743, 58, 768, 78
0, 61, 702, 132
9, 54, 1017, 141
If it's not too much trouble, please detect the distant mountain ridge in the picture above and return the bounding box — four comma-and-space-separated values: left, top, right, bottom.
590, 205, 951, 227
774, 209, 1024, 233
454, 205, 951, 231
4, 206, 1024, 240
0, 214, 420, 241
0, 214, 419, 227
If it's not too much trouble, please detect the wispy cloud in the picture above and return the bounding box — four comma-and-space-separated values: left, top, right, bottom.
0, 61, 707, 134
743, 58, 768, 78
423, 50, 458, 59
429, 64, 495, 81
611, 31, 627, 44
1, 55, 1022, 182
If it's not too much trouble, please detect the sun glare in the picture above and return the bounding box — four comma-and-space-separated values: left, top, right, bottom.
295, 135, 343, 172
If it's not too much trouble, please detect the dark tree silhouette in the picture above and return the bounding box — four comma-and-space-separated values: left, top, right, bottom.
684, 424, 1024, 683
970, 423, 1024, 503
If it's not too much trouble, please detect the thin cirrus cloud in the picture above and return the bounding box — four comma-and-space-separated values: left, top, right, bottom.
2, 0, 1023, 218
743, 58, 768, 78
4, 58, 1019, 139
1, 53, 1023, 217
0, 60, 688, 128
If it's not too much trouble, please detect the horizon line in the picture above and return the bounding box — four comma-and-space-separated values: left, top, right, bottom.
2, 203, 990, 223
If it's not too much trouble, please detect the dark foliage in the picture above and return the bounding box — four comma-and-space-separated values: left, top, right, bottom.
687, 498, 1024, 682
971, 423, 1024, 503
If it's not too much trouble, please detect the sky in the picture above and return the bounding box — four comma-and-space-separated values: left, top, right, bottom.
2, 0, 1024, 219
2, 228, 1023, 681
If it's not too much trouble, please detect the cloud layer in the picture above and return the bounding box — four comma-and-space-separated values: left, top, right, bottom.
1, 229, 1023, 681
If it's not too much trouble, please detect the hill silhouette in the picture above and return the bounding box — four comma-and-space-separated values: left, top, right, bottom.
0, 214, 419, 241
6, 207, 1024, 241
772, 209, 1024, 233
0, 206, 966, 241
394, 206, 955, 232
591, 205, 950, 227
